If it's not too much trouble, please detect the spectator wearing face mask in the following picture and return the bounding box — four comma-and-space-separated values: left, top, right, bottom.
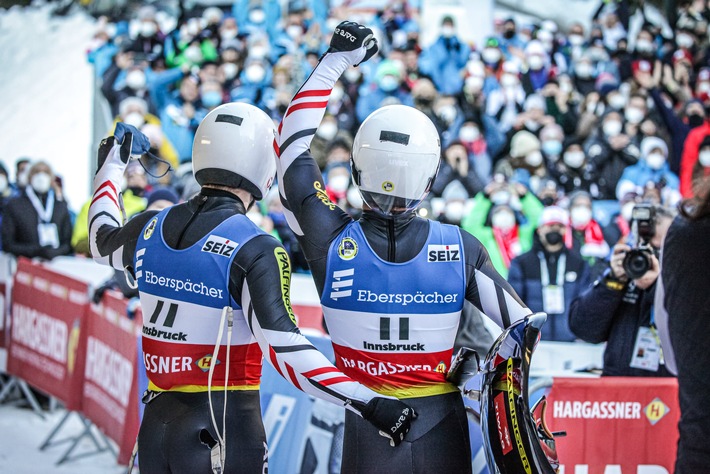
566, 191, 610, 279
616, 137, 680, 205
461, 178, 543, 277
496, 130, 551, 195
569, 205, 675, 378
2, 162, 73, 260
635, 66, 706, 175
690, 135, 710, 196
507, 206, 591, 341
497, 18, 526, 59
101, 50, 157, 116
584, 110, 640, 199
550, 139, 600, 198
418, 16, 470, 95
12, 158, 30, 193
485, 61, 526, 134
457, 120, 493, 182
356, 59, 413, 122
521, 40, 552, 93
431, 140, 485, 199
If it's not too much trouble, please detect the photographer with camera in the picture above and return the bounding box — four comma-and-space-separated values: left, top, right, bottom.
568, 203, 675, 377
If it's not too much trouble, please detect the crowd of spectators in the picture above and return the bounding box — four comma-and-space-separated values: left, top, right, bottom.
3, 0, 710, 358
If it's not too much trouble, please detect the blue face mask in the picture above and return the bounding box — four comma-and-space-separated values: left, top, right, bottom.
542, 140, 563, 157
378, 75, 399, 92
202, 91, 223, 108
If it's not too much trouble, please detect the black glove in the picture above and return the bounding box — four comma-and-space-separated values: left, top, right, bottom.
329, 21, 378, 66
96, 131, 133, 171
361, 397, 416, 447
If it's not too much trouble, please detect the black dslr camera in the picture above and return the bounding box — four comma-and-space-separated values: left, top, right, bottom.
622, 204, 656, 280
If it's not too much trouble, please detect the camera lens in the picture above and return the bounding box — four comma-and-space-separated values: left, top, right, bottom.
623, 249, 651, 280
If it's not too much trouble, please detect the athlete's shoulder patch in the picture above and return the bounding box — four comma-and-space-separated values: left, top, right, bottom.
338, 237, 358, 260
201, 235, 238, 257
143, 217, 158, 240
427, 244, 460, 262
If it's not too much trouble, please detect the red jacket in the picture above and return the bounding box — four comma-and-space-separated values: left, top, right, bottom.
680, 121, 710, 197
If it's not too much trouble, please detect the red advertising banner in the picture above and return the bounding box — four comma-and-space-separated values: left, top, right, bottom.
82, 290, 141, 465
0, 282, 7, 349
7, 258, 88, 411
546, 377, 679, 474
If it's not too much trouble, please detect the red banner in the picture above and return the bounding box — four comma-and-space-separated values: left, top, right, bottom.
546, 376, 679, 474
7, 258, 88, 411
82, 290, 141, 464
0, 282, 7, 349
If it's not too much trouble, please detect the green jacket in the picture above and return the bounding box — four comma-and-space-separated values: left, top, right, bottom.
460, 192, 544, 277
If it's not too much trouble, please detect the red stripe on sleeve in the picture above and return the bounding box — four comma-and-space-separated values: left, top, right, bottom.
293, 89, 332, 101
285, 363, 302, 391
272, 139, 280, 158
285, 101, 329, 118
91, 190, 119, 208
302, 366, 341, 378
269, 347, 284, 377
318, 376, 354, 387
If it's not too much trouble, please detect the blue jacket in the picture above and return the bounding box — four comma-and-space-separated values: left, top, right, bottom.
616, 160, 679, 198
419, 35, 469, 95
508, 245, 591, 342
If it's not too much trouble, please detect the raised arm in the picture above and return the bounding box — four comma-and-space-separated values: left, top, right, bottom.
88, 128, 156, 272
275, 22, 377, 246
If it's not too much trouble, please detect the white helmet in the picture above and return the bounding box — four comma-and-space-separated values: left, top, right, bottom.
192, 103, 276, 200
351, 105, 441, 215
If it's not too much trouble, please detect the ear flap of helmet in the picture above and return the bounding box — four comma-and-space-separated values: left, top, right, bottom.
350, 155, 361, 185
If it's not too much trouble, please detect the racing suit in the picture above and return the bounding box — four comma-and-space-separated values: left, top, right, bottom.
276, 29, 532, 473
88, 134, 413, 473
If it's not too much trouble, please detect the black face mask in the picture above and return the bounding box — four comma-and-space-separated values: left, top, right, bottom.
544, 230, 563, 246
503, 29, 515, 39
688, 113, 705, 129
541, 196, 555, 207
128, 186, 145, 197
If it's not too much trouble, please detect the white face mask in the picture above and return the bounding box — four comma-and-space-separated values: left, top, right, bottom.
223, 62, 238, 80
528, 55, 544, 71
344, 68, 361, 83
441, 26, 455, 38
575, 62, 593, 79
245, 65, 266, 83
184, 45, 203, 63
500, 73, 519, 88
31, 172, 52, 194
328, 174, 349, 193
445, 200, 465, 223
436, 105, 457, 125
123, 112, 145, 128
635, 39, 654, 53
464, 75, 484, 94
490, 190, 511, 205
624, 107, 644, 124
699, 149, 710, 167
286, 25, 302, 40
18, 169, 29, 187
525, 150, 544, 167
141, 21, 157, 37
492, 210, 516, 231
221, 28, 238, 41
563, 151, 585, 168
482, 48, 502, 64
0, 175, 8, 193
570, 206, 592, 228
126, 70, 147, 90
603, 120, 622, 137
249, 8, 266, 24
645, 152, 665, 170
459, 125, 480, 142
250, 45, 267, 60
607, 94, 626, 110
677, 34, 694, 49
316, 121, 338, 141
568, 34, 584, 47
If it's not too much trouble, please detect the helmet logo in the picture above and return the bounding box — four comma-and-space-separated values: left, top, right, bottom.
337, 237, 358, 260
382, 181, 395, 192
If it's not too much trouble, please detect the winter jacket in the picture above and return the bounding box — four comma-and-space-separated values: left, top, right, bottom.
508, 244, 591, 341
680, 121, 710, 197
419, 35, 470, 96
584, 132, 640, 200
615, 160, 680, 202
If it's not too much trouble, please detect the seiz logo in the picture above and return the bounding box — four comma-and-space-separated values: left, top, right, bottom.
427, 244, 460, 262
330, 268, 354, 300
202, 235, 237, 257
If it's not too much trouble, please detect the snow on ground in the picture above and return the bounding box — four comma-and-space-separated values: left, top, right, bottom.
0, 404, 125, 474
0, 3, 96, 212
